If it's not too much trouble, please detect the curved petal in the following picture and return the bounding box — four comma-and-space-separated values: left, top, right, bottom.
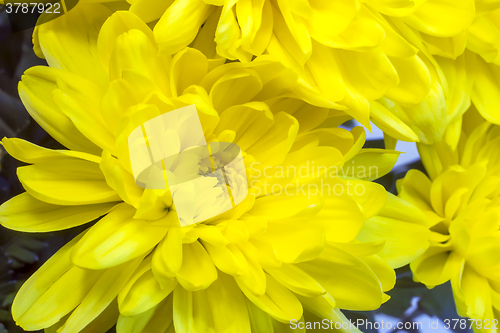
0, 192, 117, 232
297, 244, 384, 311
173, 274, 251, 333
17, 159, 120, 206
118, 258, 177, 316
154, 0, 212, 55
237, 274, 303, 323
71, 204, 170, 269
38, 3, 111, 87
175, 240, 218, 291
358, 193, 431, 268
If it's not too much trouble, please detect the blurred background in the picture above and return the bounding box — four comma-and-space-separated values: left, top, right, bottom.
0, 5, 472, 333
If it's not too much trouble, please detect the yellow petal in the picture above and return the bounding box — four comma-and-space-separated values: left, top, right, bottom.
154, 0, 212, 55
175, 240, 218, 291
110, 29, 170, 94
233, 243, 267, 295
13, 233, 103, 331
59, 258, 143, 333
265, 218, 325, 263
297, 244, 384, 311
13, 233, 84, 324
245, 298, 275, 332
71, 204, 169, 269
117, 296, 174, 333
97, 10, 155, 73
460, 265, 492, 319
370, 101, 420, 142
305, 0, 357, 42
246, 112, 299, 166
169, 48, 208, 96
129, 0, 175, 23
313, 180, 366, 243
19, 68, 101, 155
214, 102, 273, 151
237, 274, 303, 323
209, 68, 263, 112
384, 55, 432, 106
100, 150, 144, 208
118, 258, 177, 316
347, 180, 388, 219
18, 159, 120, 206
267, 264, 326, 297
275, 0, 312, 60
411, 248, 462, 287
471, 57, 500, 125
152, 221, 183, 282
173, 273, 251, 333
402, 0, 475, 37
1, 137, 100, 164
0, 192, 116, 232
38, 3, 111, 87
359, 193, 431, 268
52, 88, 115, 152
341, 148, 400, 181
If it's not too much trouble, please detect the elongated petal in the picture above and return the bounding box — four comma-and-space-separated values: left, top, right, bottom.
19, 69, 101, 155
471, 57, 500, 125
267, 264, 326, 297
154, 0, 212, 55
58, 258, 143, 333
13, 234, 104, 330
237, 274, 303, 323
0, 192, 117, 232
402, 0, 475, 38
1, 138, 100, 164
264, 218, 325, 263
358, 193, 431, 268
110, 29, 170, 94
173, 274, 251, 333
72, 204, 170, 269
175, 240, 218, 291
38, 4, 111, 87
100, 151, 143, 207
119, 258, 177, 316
169, 48, 208, 96
117, 296, 174, 333
297, 244, 384, 311
98, 10, 156, 72
340, 148, 400, 181
152, 223, 183, 283
17, 159, 120, 206
13, 234, 83, 324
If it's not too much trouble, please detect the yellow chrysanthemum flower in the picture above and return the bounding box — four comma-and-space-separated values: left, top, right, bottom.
398, 108, 500, 332
0, 4, 430, 332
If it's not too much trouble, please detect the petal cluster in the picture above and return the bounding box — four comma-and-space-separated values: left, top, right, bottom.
65, 0, 500, 145
399, 108, 500, 328
0, 5, 431, 332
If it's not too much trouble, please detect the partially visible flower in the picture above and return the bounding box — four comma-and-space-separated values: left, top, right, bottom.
0, 5, 430, 332
398, 108, 500, 332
